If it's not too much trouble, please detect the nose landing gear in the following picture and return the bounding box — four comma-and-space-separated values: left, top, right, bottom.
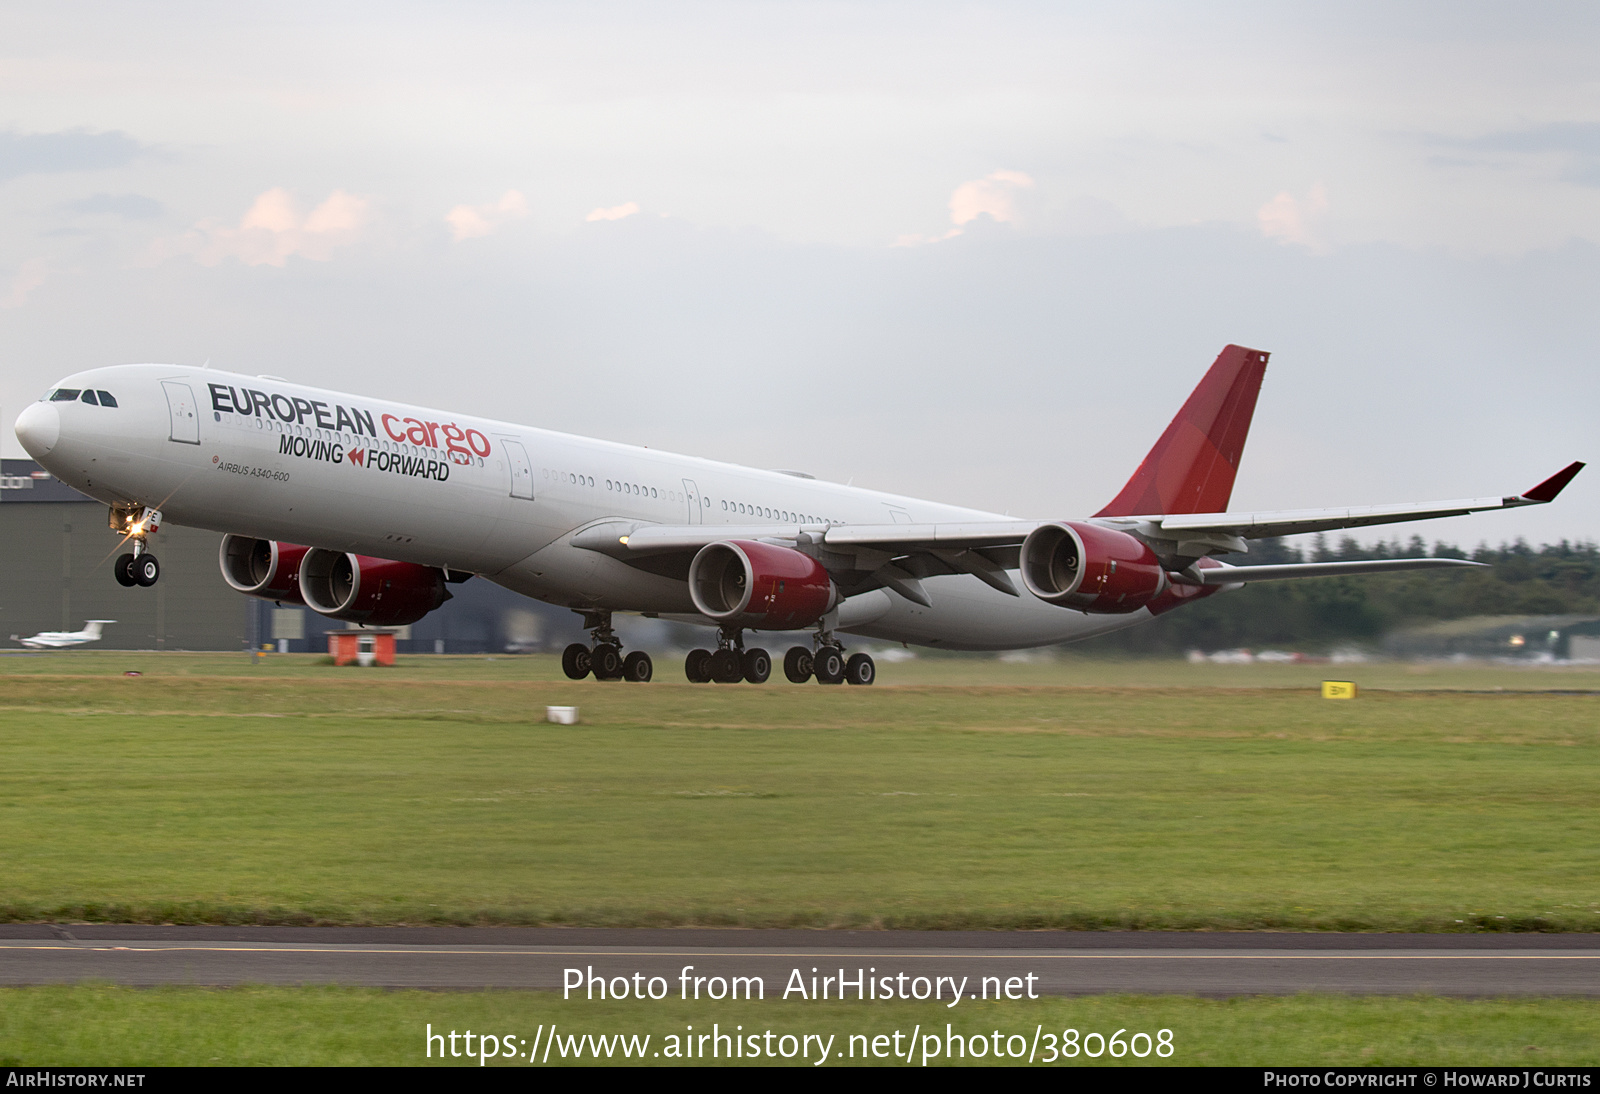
561, 610, 653, 682
111, 506, 162, 587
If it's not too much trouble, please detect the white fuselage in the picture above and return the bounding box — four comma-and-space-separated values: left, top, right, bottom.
18, 621, 111, 649
19, 364, 1158, 650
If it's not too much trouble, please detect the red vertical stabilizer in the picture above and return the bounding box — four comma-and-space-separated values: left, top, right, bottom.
1095, 344, 1269, 517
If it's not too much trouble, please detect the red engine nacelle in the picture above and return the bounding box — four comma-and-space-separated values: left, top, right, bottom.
219, 536, 309, 605
298, 548, 451, 627
1019, 521, 1168, 614
688, 540, 839, 629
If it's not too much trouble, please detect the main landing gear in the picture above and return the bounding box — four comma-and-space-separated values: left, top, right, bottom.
111, 506, 163, 588
561, 610, 653, 682
684, 627, 770, 684
686, 623, 875, 686
561, 612, 876, 687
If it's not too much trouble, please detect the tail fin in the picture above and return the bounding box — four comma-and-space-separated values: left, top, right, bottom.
1095, 344, 1269, 517
82, 620, 112, 638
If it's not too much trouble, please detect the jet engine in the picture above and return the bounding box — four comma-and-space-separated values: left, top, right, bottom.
688, 540, 839, 629
1019, 521, 1168, 614
219, 536, 309, 605
297, 548, 452, 627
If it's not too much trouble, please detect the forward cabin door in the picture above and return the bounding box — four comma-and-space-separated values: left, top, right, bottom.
161, 381, 200, 444
682, 479, 703, 524
502, 439, 534, 499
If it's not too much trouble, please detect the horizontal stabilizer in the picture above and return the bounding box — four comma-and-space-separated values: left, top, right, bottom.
1183, 558, 1486, 586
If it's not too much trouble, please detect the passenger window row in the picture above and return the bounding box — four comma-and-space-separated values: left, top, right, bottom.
720, 499, 831, 524
607, 479, 664, 500
543, 464, 836, 524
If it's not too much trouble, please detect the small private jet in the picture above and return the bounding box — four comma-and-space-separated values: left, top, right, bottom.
14, 620, 115, 649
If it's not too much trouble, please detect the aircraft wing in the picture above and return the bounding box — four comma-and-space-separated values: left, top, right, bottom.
610, 462, 1583, 553
580, 520, 1037, 604
579, 462, 1580, 606
1179, 557, 1488, 586
615, 520, 1038, 555
1137, 461, 1584, 541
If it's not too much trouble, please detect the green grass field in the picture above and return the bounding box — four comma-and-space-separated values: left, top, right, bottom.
4, 651, 1599, 1067
4, 987, 1600, 1066
1, 651, 1596, 929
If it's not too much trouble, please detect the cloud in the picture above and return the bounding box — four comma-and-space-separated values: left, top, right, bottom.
1257, 184, 1328, 250
164, 188, 372, 267
62, 193, 164, 220
3, 260, 49, 309
1432, 122, 1600, 187
896, 170, 1036, 246
0, 128, 148, 183
586, 201, 641, 223
949, 169, 1035, 227
445, 190, 529, 241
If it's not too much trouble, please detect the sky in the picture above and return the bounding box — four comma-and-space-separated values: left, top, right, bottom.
2, 1, 1597, 550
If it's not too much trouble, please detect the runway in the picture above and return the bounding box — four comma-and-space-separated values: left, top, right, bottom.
3, 926, 1597, 996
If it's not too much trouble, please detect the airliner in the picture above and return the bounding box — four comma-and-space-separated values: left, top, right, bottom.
15, 620, 115, 650
12, 346, 1581, 684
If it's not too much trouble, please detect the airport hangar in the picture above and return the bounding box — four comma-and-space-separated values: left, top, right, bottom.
0, 458, 577, 654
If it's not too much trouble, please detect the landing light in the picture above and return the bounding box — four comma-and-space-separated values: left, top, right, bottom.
618, 536, 629, 545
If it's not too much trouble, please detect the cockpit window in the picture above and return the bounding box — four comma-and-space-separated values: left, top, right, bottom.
49, 389, 81, 402
80, 389, 99, 405
95, 390, 117, 407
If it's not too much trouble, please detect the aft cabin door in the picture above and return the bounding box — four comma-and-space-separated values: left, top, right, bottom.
161, 381, 200, 445
502, 440, 534, 499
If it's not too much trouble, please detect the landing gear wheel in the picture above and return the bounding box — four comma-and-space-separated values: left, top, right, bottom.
813, 646, 845, 685
133, 555, 160, 587
845, 652, 876, 686
742, 648, 771, 684
591, 644, 624, 680
783, 646, 813, 683
114, 554, 137, 588
561, 642, 592, 680
622, 651, 653, 682
709, 648, 743, 683
684, 648, 712, 683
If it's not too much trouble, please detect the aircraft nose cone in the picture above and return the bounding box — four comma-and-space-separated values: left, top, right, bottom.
14, 401, 60, 458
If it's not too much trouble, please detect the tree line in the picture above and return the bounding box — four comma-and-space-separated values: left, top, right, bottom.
1101, 537, 1600, 653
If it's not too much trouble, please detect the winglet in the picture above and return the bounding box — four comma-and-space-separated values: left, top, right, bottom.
1520, 461, 1585, 503
1096, 344, 1270, 517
